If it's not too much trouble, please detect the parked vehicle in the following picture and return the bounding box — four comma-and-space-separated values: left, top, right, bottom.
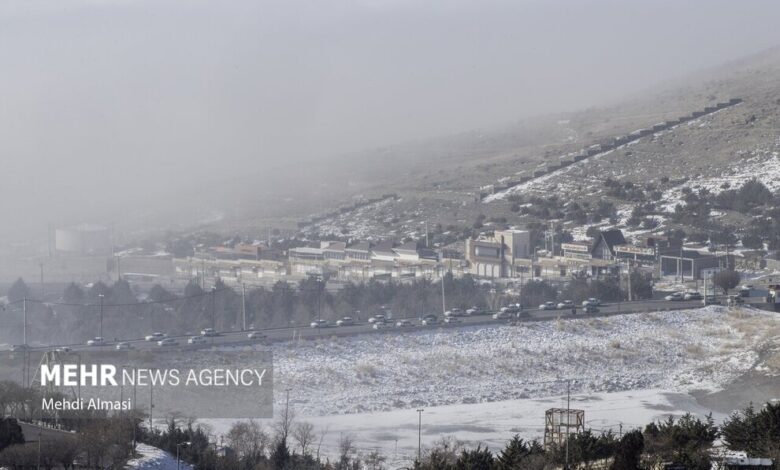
664, 292, 685, 301
201, 328, 219, 337
738, 286, 752, 297
466, 307, 485, 316
145, 332, 167, 341
500, 305, 520, 314
87, 337, 105, 346
683, 292, 702, 301
421, 315, 438, 326
310, 320, 329, 328
395, 319, 413, 328
247, 331, 265, 340
727, 295, 745, 306
11, 344, 29, 352
584, 305, 600, 314
539, 301, 557, 310
157, 338, 178, 347
582, 298, 601, 307
493, 311, 513, 320
372, 321, 388, 330
443, 317, 462, 325
188, 336, 207, 344
368, 314, 386, 323
704, 295, 720, 305
115, 342, 133, 350
557, 300, 574, 310
336, 317, 355, 327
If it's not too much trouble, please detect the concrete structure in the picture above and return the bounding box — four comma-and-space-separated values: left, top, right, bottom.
659, 249, 729, 280
466, 229, 531, 278
55, 224, 112, 256
543, 408, 584, 450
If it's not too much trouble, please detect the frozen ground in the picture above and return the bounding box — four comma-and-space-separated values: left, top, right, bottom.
272, 306, 777, 416
125, 444, 193, 470
193, 307, 780, 465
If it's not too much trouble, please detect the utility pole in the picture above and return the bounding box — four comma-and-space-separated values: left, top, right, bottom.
211, 287, 217, 334
241, 283, 247, 331
441, 270, 446, 315
627, 260, 633, 302
416, 409, 424, 463
149, 376, 154, 431
23, 297, 27, 346
39, 263, 44, 299
565, 379, 571, 470
98, 294, 105, 338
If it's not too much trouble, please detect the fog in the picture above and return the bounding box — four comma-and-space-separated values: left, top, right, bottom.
2, 0, 780, 244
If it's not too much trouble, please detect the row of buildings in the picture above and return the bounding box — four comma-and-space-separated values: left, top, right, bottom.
170, 228, 732, 289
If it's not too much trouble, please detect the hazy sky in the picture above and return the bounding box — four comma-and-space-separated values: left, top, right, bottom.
2, 0, 780, 242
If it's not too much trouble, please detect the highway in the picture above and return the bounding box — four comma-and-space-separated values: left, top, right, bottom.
13, 295, 772, 353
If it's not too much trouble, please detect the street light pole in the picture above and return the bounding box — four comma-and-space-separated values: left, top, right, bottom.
98, 294, 105, 338
416, 408, 424, 463
241, 283, 247, 331
176, 441, 190, 470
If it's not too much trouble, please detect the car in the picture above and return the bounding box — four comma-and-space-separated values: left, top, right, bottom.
493, 311, 513, 320
539, 301, 557, 310
145, 332, 167, 341
738, 286, 752, 297
557, 300, 574, 310
372, 321, 388, 330
55, 346, 71, 353
727, 295, 745, 306
443, 317, 462, 324
395, 319, 413, 327
367, 314, 386, 323
664, 292, 685, 301
500, 305, 520, 314
188, 336, 207, 344
683, 292, 702, 301
115, 342, 133, 351
582, 298, 601, 307
247, 331, 265, 340
421, 315, 438, 326
704, 295, 720, 305
310, 320, 329, 328
466, 307, 484, 316
584, 305, 600, 314
11, 344, 29, 352
157, 338, 178, 347
86, 337, 106, 346
336, 317, 355, 327
201, 328, 219, 337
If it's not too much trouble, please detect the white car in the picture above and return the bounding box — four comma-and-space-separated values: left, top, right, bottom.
115, 342, 133, 351
421, 315, 438, 326
145, 332, 167, 341
247, 331, 265, 340
557, 300, 574, 310
200, 328, 219, 337
372, 321, 388, 330
188, 336, 207, 345
582, 298, 601, 307
310, 320, 329, 328
665, 292, 685, 301
466, 307, 484, 316
55, 346, 71, 353
493, 311, 512, 320
367, 315, 386, 323
86, 337, 106, 346
443, 317, 462, 325
157, 338, 178, 347
539, 301, 557, 310
395, 319, 413, 328
336, 317, 355, 327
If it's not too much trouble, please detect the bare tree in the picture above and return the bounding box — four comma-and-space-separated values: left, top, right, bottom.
316, 425, 330, 462
363, 449, 387, 470
226, 420, 270, 460
337, 433, 356, 470
293, 421, 316, 456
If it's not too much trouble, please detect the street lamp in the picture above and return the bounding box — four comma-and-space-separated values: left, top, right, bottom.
176, 441, 191, 470
98, 294, 105, 339
416, 409, 424, 464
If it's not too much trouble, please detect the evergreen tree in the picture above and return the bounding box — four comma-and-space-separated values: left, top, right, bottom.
7, 278, 30, 303
610, 430, 643, 470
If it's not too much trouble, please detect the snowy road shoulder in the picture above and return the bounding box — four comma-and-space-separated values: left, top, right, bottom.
124, 444, 193, 470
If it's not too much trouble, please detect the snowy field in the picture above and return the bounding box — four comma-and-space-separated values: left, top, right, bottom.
125, 444, 192, 470
272, 306, 776, 416
149, 306, 780, 467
